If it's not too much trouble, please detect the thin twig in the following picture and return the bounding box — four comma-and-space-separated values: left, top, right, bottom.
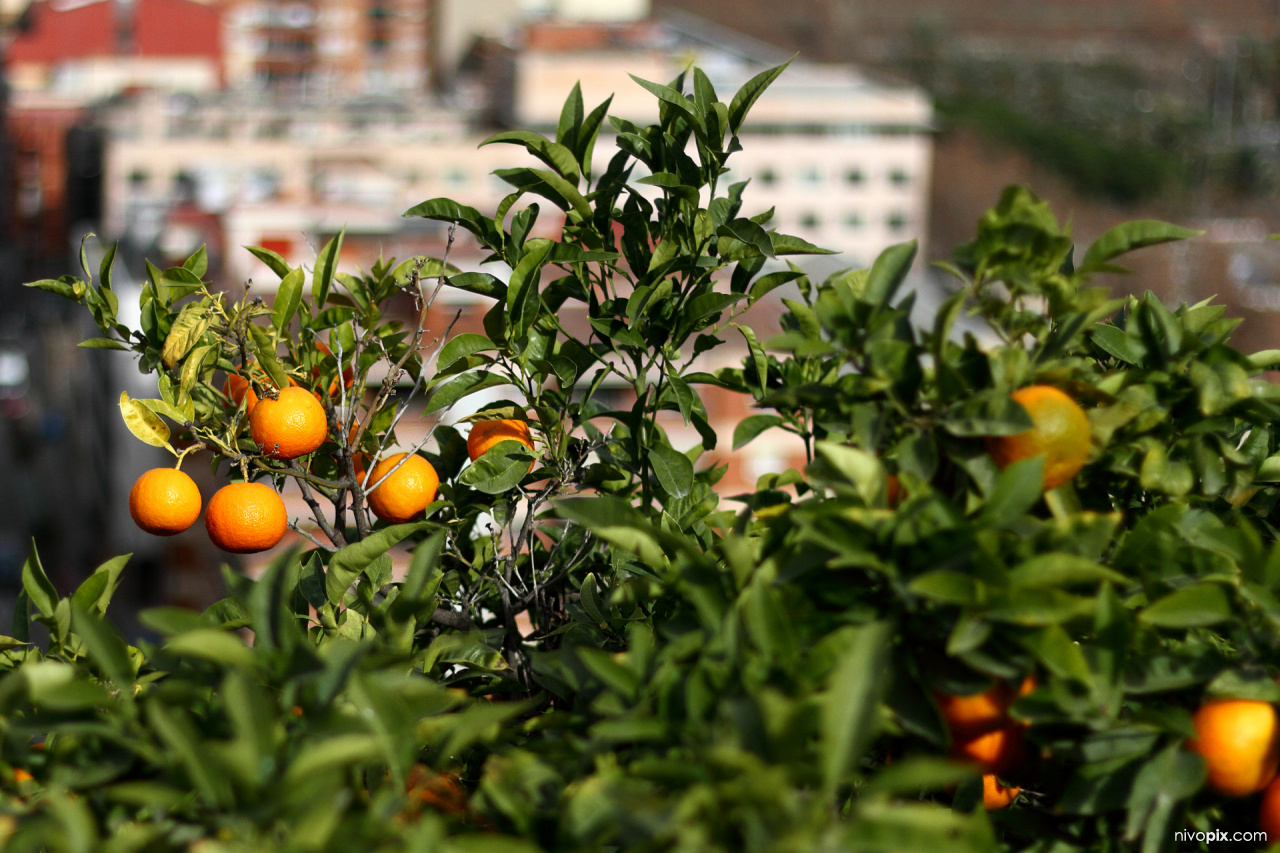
289, 519, 336, 552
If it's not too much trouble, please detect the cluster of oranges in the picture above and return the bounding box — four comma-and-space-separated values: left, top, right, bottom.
935, 676, 1036, 809
129, 347, 539, 553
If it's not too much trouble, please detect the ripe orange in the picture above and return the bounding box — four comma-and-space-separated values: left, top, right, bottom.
365, 453, 439, 524
128, 468, 202, 536
205, 482, 288, 554
1260, 776, 1280, 840
467, 419, 536, 472
12, 768, 33, 784
223, 364, 297, 416
250, 385, 329, 460
985, 385, 1091, 490
936, 675, 1036, 738
404, 765, 469, 816
982, 774, 1019, 809
952, 725, 1025, 776
1188, 699, 1280, 797
886, 474, 904, 508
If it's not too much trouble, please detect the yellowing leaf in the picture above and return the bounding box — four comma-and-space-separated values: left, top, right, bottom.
160, 301, 212, 369
119, 392, 174, 451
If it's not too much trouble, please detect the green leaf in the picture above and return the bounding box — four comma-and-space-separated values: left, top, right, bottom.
908, 571, 983, 607
245, 245, 292, 279
863, 240, 917, 308
1008, 553, 1128, 588
718, 218, 775, 258
313, 227, 345, 306
733, 414, 785, 450
769, 232, 838, 255
403, 198, 499, 248
459, 440, 534, 494
437, 333, 495, 371
736, 324, 768, 395
424, 371, 513, 415
1091, 324, 1147, 364
77, 337, 128, 351
22, 543, 58, 618
507, 240, 554, 337
822, 621, 892, 795
481, 130, 580, 181
327, 523, 432, 605
650, 444, 694, 499
556, 81, 584, 148
1140, 584, 1233, 628
71, 604, 133, 688
72, 554, 130, 616
1080, 220, 1202, 274
493, 168, 592, 220
728, 57, 793, 134
163, 629, 256, 668
272, 266, 305, 332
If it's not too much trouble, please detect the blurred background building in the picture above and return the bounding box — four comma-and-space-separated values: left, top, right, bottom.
0, 0, 1277, 620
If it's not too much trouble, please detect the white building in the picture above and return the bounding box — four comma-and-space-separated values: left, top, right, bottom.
102, 11, 932, 282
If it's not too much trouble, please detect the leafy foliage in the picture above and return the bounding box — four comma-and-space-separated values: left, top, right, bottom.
12, 65, 1280, 853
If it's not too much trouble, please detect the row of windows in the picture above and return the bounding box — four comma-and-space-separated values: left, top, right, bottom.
747, 166, 914, 188
794, 211, 913, 232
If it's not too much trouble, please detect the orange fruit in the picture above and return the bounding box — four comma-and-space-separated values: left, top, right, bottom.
311, 340, 356, 399
405, 765, 468, 816
886, 474, 904, 508
467, 419, 536, 472
205, 482, 288, 553
982, 774, 1018, 809
12, 768, 32, 784
985, 385, 1091, 490
250, 385, 329, 460
365, 453, 439, 524
223, 364, 297, 416
1260, 775, 1280, 839
128, 468, 202, 536
952, 725, 1025, 776
936, 675, 1035, 738
1188, 699, 1280, 797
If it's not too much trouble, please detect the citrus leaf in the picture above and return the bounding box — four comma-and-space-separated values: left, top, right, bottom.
822, 621, 892, 795
78, 337, 128, 350
245, 245, 292, 279
1080, 220, 1202, 274
728, 57, 793, 134
161, 301, 212, 369
1140, 584, 1233, 628
650, 444, 694, 499
272, 266, 305, 331
733, 414, 785, 450
119, 392, 173, 450
459, 440, 534, 494
327, 523, 433, 606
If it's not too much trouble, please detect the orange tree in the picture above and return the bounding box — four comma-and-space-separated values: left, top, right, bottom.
7, 64, 1280, 852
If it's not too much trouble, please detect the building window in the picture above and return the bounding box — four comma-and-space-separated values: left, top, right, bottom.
844, 167, 864, 185
886, 212, 909, 233
799, 212, 821, 229
842, 212, 863, 230
799, 166, 822, 185
129, 169, 149, 189
759, 167, 778, 186
889, 168, 910, 186
445, 169, 470, 188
